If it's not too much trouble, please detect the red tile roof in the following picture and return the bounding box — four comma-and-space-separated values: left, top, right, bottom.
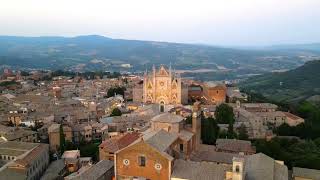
99, 132, 140, 153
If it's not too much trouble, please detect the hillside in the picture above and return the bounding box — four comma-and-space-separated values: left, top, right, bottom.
0, 35, 318, 75
241, 60, 320, 102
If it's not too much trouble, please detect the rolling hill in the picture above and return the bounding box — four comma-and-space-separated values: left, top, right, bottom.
240, 60, 320, 103
0, 35, 319, 74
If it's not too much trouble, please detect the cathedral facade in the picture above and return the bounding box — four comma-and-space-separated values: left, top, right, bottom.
143, 65, 187, 106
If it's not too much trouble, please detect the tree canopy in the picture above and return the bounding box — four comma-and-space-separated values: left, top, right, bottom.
215, 103, 235, 124
110, 108, 122, 117
107, 86, 126, 98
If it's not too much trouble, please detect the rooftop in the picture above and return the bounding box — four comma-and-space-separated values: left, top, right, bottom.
191, 146, 246, 164
292, 167, 320, 180
144, 129, 178, 152
99, 132, 140, 153
216, 139, 256, 154
1, 128, 37, 141
40, 159, 65, 180
62, 150, 80, 159
65, 160, 114, 180
242, 103, 278, 109
151, 113, 184, 123
245, 153, 288, 180
171, 159, 228, 180
14, 144, 48, 167
0, 141, 39, 157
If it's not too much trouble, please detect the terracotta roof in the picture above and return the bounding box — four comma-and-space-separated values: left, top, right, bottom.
216, 139, 256, 154
99, 132, 140, 153
283, 112, 303, 120
14, 144, 48, 167
151, 113, 184, 123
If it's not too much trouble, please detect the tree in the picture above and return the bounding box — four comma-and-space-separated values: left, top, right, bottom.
215, 103, 235, 124
185, 116, 192, 124
110, 108, 122, 116
59, 124, 66, 154
107, 86, 126, 98
238, 124, 249, 140
201, 116, 219, 145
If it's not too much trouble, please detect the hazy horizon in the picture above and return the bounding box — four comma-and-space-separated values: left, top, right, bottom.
1, 0, 320, 46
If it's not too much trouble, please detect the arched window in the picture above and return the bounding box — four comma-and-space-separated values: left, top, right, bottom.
160, 101, 165, 112
235, 165, 240, 173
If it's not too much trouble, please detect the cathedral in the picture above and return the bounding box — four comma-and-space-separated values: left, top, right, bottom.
143, 65, 188, 107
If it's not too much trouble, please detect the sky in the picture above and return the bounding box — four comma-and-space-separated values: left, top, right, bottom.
0, 0, 319, 46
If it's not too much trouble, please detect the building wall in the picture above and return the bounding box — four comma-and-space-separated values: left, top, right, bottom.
152, 122, 180, 133
49, 128, 73, 152
294, 177, 312, 180
99, 148, 114, 161
143, 66, 182, 105
26, 145, 50, 180
116, 141, 171, 180
133, 85, 143, 102
203, 85, 226, 105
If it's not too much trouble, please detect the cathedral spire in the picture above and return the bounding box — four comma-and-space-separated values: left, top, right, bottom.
169, 62, 172, 77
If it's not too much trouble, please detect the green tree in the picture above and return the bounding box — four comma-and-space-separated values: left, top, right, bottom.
59, 124, 66, 154
238, 124, 249, 140
107, 86, 126, 98
201, 116, 219, 145
185, 115, 192, 124
110, 108, 122, 116
215, 103, 235, 124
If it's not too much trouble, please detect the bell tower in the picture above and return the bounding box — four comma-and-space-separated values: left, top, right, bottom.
232, 157, 245, 180
192, 101, 202, 151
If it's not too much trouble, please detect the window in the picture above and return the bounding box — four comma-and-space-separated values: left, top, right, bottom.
180, 144, 184, 152
138, 156, 146, 167
235, 165, 240, 173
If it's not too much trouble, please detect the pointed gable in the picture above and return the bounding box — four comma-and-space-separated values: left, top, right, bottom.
158, 65, 169, 76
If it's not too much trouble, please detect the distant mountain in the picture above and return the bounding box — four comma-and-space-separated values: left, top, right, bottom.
240, 60, 320, 102
267, 43, 320, 52
0, 35, 319, 74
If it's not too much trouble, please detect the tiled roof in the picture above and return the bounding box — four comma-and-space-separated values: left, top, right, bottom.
40, 159, 65, 180
245, 153, 288, 180
283, 112, 303, 120
1, 128, 37, 141
293, 167, 320, 180
0, 141, 39, 157
191, 150, 245, 164
151, 113, 184, 123
144, 129, 178, 152
216, 139, 256, 154
62, 150, 80, 159
14, 144, 48, 167
99, 132, 140, 153
171, 159, 228, 180
65, 160, 114, 180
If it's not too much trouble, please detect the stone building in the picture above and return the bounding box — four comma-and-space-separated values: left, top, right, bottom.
143, 65, 188, 108
48, 123, 73, 152
292, 167, 320, 180
0, 141, 49, 180
99, 132, 140, 161
203, 82, 227, 105
114, 102, 202, 180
